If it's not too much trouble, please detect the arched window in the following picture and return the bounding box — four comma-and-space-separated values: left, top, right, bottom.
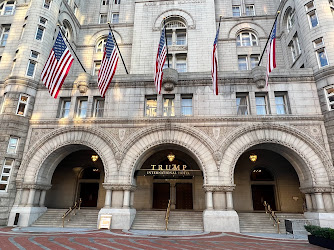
96, 37, 107, 52
286, 10, 295, 32
0, 1, 15, 15
165, 19, 187, 46
251, 167, 274, 181
62, 20, 73, 41
236, 31, 257, 46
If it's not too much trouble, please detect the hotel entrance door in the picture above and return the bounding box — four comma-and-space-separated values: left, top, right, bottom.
153, 183, 170, 209
176, 183, 193, 209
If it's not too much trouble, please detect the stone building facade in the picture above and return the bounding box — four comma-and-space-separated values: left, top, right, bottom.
1, 0, 334, 232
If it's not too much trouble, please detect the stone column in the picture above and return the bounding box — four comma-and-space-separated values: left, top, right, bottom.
39, 190, 47, 207
14, 188, 23, 206
226, 191, 234, 210
205, 191, 213, 210
170, 181, 176, 209
130, 191, 135, 208
20, 189, 29, 206
26, 189, 36, 207
305, 193, 313, 212
123, 190, 130, 208
104, 189, 112, 208
315, 193, 325, 212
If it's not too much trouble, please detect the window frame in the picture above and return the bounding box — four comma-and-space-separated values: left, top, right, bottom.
236, 31, 258, 47
0, 25, 10, 46
181, 94, 193, 116
0, 1, 15, 15
232, 5, 241, 17
99, 13, 107, 24
316, 48, 329, 68
93, 97, 105, 117
255, 93, 269, 115
76, 97, 88, 118
274, 92, 289, 115
286, 10, 295, 32
325, 86, 334, 111
307, 10, 319, 28
93, 60, 101, 75
236, 93, 250, 115
58, 98, 71, 118
245, 4, 255, 16
7, 136, 19, 154
111, 13, 119, 24
35, 25, 45, 41
145, 95, 157, 117
238, 54, 259, 70
163, 95, 175, 117
0, 159, 14, 192
43, 0, 51, 9
16, 94, 29, 116
26, 59, 37, 77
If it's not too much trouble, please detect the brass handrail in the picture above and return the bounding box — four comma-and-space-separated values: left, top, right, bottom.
263, 201, 280, 234
62, 198, 82, 227
165, 199, 171, 231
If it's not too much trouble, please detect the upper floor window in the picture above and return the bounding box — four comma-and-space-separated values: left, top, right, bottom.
245, 5, 255, 16
163, 95, 175, 117
111, 13, 119, 24
114, 0, 120, 4
255, 94, 268, 115
181, 95, 193, 116
63, 20, 73, 41
275, 92, 289, 114
0, 1, 15, 15
145, 96, 157, 117
99, 14, 107, 24
305, 1, 315, 11
165, 19, 187, 46
313, 37, 324, 48
59, 98, 71, 118
16, 94, 29, 116
76, 98, 88, 118
232, 5, 241, 17
93, 60, 101, 75
102, 0, 109, 5
43, 0, 51, 9
0, 25, 10, 46
7, 137, 19, 154
236, 32, 257, 46
93, 97, 105, 117
238, 55, 259, 70
325, 86, 334, 111
316, 48, 329, 68
35, 26, 45, 41
0, 159, 14, 192
164, 53, 187, 73
236, 93, 249, 115
26, 60, 37, 77
286, 10, 295, 32
308, 10, 319, 28
96, 38, 107, 52
289, 34, 301, 62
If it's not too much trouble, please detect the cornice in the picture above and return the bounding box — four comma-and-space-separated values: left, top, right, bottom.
300, 186, 334, 194
81, 23, 134, 29
313, 66, 334, 81
203, 185, 235, 192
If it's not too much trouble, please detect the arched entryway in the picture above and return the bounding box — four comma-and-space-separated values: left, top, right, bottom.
45, 148, 105, 209
234, 147, 304, 213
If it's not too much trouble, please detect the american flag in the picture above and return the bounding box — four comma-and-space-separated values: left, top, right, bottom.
211, 23, 220, 95
41, 32, 74, 99
265, 20, 277, 87
98, 32, 119, 97
154, 28, 167, 94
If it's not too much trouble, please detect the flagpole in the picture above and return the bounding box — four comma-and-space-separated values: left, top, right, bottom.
57, 24, 87, 73
218, 15, 222, 31
163, 18, 170, 68
107, 22, 129, 74
257, 11, 280, 66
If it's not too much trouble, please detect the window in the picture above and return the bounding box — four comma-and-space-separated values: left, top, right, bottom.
176, 54, 187, 72
255, 94, 268, 115
308, 11, 319, 28
111, 13, 119, 24
1, 93, 6, 114
114, 0, 120, 4
236, 93, 249, 115
325, 86, 334, 111
163, 95, 175, 117
165, 19, 187, 46
145, 96, 157, 117
102, 0, 109, 5
0, 159, 14, 192
236, 32, 257, 46
99, 14, 107, 24
93, 97, 104, 117
305, 1, 314, 11
176, 32, 186, 45
245, 5, 255, 16
43, 0, 51, 9
275, 92, 288, 114
289, 34, 301, 62
31, 50, 39, 59
76, 98, 88, 118
16, 94, 29, 116
26, 60, 36, 77
313, 37, 324, 48
238, 55, 259, 70
93, 61, 101, 75
0, 1, 15, 15
7, 137, 19, 154
181, 95, 193, 116
286, 11, 295, 32
232, 5, 241, 17
35, 26, 44, 41
39, 17, 47, 25
316, 48, 329, 68
96, 38, 107, 52
59, 98, 71, 118
0, 26, 10, 46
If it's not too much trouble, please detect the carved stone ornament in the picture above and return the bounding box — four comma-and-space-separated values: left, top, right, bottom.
300, 186, 333, 194
74, 72, 91, 93
162, 68, 178, 91
251, 66, 266, 89
203, 185, 235, 192
102, 184, 136, 191
213, 151, 222, 169
22, 183, 52, 190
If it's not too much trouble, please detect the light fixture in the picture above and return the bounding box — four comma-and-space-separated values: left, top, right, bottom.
91, 155, 99, 162
249, 153, 257, 162
167, 152, 175, 162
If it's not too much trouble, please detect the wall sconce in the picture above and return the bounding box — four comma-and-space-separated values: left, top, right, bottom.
249, 153, 257, 162
91, 155, 99, 162
167, 152, 175, 162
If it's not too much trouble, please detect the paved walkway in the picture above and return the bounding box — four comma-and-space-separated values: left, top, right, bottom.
0, 227, 324, 249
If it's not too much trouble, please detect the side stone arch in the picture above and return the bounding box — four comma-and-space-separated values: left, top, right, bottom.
218, 124, 334, 188
153, 9, 195, 30
58, 11, 78, 42
89, 29, 122, 45
279, 0, 295, 33
119, 125, 219, 184
17, 126, 120, 185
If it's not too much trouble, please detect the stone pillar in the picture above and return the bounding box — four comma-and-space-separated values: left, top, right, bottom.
130, 191, 135, 208
14, 188, 23, 206
305, 193, 313, 212
104, 189, 112, 208
170, 182, 176, 209
39, 190, 47, 207
26, 189, 36, 207
205, 191, 213, 210
315, 193, 325, 212
123, 190, 130, 208
20, 189, 29, 206
226, 191, 234, 210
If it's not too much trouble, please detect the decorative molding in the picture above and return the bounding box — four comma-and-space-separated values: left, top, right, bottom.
102, 184, 136, 191
300, 187, 333, 194
21, 183, 52, 190
203, 185, 235, 192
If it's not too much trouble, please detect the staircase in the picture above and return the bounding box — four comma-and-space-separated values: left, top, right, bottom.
238, 212, 305, 233
131, 210, 203, 231
32, 208, 99, 228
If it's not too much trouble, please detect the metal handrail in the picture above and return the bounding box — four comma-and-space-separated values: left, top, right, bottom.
165, 199, 171, 231
62, 198, 82, 227
263, 201, 280, 234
